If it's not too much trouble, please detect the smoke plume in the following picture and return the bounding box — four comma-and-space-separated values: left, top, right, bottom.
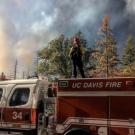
0, 0, 135, 77
0, 16, 13, 74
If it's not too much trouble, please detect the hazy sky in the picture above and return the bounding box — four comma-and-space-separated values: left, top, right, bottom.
0, 0, 135, 77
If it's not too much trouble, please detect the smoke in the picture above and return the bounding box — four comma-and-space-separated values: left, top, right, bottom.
36, 0, 135, 45
16, 39, 36, 65
126, 0, 135, 14
125, 0, 135, 30
0, 16, 13, 74
0, 0, 135, 77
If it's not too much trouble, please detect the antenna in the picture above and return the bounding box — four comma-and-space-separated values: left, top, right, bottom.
14, 59, 18, 79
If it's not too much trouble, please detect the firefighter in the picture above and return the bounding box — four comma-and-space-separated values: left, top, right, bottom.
69, 37, 85, 78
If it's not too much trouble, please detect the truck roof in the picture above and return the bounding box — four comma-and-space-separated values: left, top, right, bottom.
0, 79, 39, 85
59, 77, 135, 80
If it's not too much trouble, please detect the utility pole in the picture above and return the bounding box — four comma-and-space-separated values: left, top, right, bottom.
14, 59, 17, 79
37, 56, 39, 78
22, 71, 25, 79
27, 66, 30, 79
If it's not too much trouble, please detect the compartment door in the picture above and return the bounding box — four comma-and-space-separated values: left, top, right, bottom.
110, 96, 135, 135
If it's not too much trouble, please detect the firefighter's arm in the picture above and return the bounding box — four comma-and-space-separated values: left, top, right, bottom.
80, 47, 85, 55
69, 47, 73, 58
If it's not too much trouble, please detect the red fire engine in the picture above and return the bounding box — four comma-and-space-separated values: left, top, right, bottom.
0, 77, 135, 135
53, 77, 135, 135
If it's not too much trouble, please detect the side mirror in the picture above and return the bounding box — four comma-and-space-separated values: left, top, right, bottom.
47, 87, 54, 97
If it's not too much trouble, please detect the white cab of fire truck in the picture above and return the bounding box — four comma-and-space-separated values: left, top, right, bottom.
0, 79, 49, 135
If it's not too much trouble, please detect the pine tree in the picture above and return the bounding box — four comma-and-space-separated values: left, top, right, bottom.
122, 35, 135, 76
94, 16, 119, 77
38, 34, 71, 79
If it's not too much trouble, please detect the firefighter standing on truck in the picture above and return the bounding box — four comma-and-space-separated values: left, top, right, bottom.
69, 37, 85, 78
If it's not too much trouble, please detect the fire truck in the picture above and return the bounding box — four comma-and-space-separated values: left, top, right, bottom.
56, 77, 135, 135
0, 77, 135, 135
0, 79, 48, 135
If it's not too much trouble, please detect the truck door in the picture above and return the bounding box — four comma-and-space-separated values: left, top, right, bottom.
2, 84, 36, 130
110, 96, 135, 135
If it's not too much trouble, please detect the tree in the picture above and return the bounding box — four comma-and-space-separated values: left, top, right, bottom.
122, 35, 135, 76
38, 34, 71, 79
93, 16, 119, 77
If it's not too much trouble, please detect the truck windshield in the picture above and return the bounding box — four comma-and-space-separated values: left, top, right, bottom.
9, 88, 30, 106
